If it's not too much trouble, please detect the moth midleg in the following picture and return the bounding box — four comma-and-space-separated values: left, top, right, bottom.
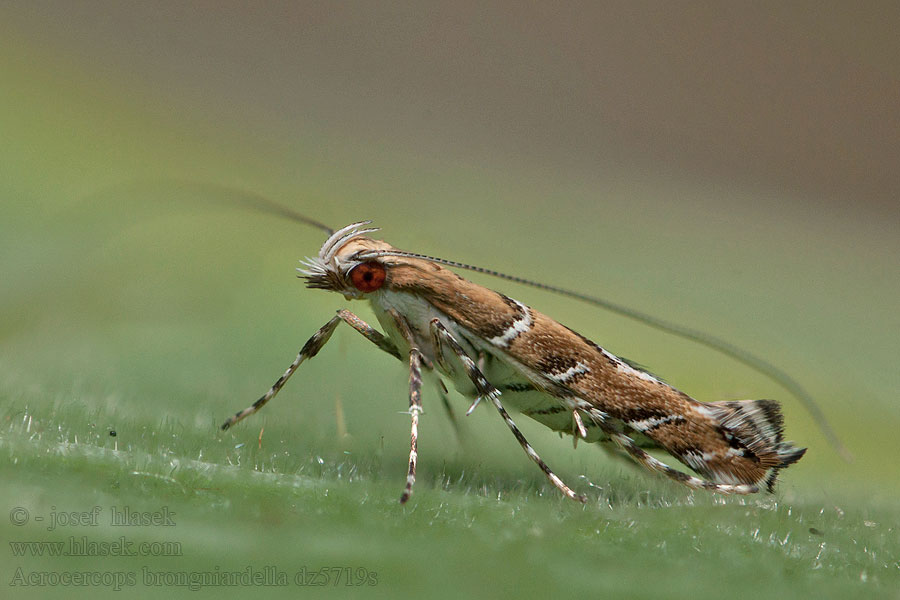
400, 348, 425, 504
434, 379, 463, 442
464, 351, 490, 415
585, 409, 757, 495
429, 319, 587, 503
221, 310, 400, 430
428, 322, 481, 416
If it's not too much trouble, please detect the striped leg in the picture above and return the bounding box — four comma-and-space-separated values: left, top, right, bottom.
337, 309, 401, 359
429, 319, 587, 503
221, 310, 400, 430
465, 352, 489, 415
400, 348, 425, 504
586, 409, 758, 495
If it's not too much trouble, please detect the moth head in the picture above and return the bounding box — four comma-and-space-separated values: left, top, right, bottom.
298, 221, 393, 299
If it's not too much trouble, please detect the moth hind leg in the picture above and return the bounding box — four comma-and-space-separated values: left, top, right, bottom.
587, 409, 758, 495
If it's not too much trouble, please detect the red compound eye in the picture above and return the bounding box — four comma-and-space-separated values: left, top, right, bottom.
349, 261, 386, 292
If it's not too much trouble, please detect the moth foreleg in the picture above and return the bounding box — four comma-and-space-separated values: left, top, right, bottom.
429, 319, 587, 504
400, 348, 425, 504
221, 310, 400, 431
336, 308, 402, 359
585, 409, 758, 495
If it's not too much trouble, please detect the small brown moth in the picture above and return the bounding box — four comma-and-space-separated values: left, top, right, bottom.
221, 216, 833, 504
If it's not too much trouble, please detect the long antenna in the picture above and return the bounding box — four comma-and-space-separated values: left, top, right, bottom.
360, 248, 851, 461
182, 182, 335, 235
89, 179, 337, 236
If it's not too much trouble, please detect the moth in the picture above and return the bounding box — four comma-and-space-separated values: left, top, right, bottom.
220, 213, 835, 504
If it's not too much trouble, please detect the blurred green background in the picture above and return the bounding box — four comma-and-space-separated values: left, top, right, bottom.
1, 3, 898, 599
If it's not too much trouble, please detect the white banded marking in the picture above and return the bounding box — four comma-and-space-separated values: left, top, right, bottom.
546, 361, 591, 384
600, 348, 661, 384
630, 414, 681, 432
488, 300, 533, 348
